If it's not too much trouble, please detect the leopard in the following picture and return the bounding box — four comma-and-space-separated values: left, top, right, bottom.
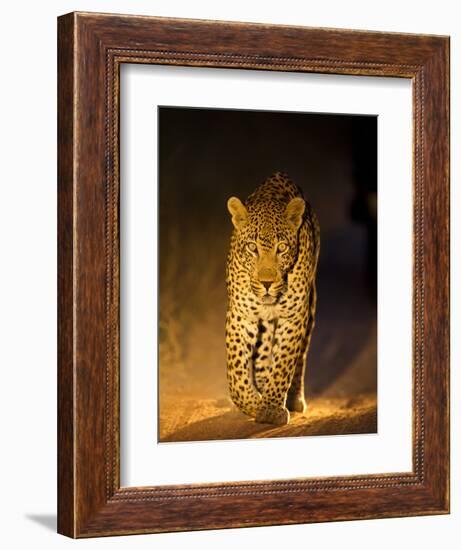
225, 171, 320, 426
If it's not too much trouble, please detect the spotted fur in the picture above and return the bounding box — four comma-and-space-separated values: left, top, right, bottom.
225, 172, 320, 425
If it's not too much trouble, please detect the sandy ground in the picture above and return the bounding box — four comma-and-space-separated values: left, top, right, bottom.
159, 393, 377, 442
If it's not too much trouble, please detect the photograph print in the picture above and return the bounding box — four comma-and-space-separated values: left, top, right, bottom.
158, 106, 377, 443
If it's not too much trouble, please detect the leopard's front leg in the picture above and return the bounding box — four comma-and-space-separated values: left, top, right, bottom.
255, 317, 305, 425
226, 314, 262, 418
287, 285, 316, 413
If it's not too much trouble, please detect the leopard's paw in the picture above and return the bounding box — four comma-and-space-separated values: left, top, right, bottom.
286, 393, 307, 413
255, 404, 290, 426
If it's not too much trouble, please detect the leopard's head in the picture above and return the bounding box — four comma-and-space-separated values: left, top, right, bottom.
227, 195, 305, 304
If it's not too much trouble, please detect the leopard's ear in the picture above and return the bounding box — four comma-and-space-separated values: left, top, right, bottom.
227, 197, 248, 230
285, 197, 305, 231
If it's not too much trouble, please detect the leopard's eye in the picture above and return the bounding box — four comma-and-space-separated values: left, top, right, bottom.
246, 242, 258, 254
277, 242, 288, 253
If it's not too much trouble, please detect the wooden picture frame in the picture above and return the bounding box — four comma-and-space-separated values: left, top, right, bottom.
57, 12, 450, 538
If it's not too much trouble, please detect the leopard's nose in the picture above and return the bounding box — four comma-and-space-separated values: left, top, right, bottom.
262, 281, 272, 291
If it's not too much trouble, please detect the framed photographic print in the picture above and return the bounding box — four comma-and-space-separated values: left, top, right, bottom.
57, 12, 450, 537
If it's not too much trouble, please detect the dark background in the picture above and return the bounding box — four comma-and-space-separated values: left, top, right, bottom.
158, 106, 377, 441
